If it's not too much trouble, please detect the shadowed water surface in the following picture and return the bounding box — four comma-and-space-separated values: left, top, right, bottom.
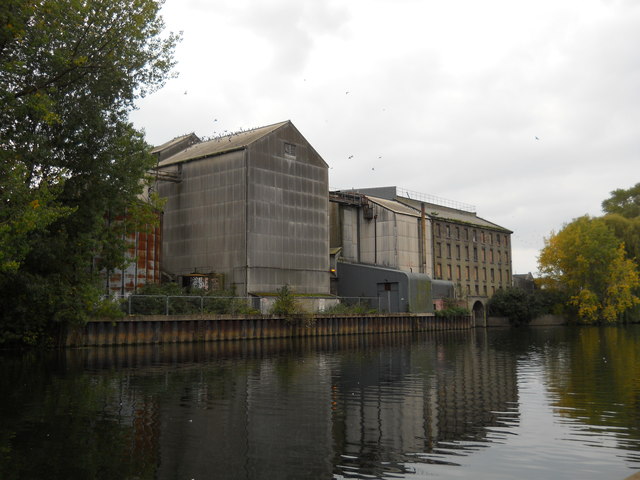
1, 326, 640, 479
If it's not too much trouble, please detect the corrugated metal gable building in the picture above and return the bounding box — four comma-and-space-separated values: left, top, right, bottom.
153, 121, 329, 296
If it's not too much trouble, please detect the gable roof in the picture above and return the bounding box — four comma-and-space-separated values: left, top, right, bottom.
367, 196, 421, 217
151, 133, 197, 155
156, 120, 290, 167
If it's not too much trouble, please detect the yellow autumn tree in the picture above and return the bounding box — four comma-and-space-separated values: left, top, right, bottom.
538, 216, 640, 323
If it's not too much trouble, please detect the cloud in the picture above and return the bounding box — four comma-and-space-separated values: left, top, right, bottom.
131, 0, 640, 274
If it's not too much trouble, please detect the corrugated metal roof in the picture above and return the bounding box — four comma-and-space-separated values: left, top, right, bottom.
157, 120, 290, 167
367, 196, 421, 217
151, 134, 195, 154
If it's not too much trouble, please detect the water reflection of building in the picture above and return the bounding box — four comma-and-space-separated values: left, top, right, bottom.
332, 331, 519, 476
76, 333, 518, 479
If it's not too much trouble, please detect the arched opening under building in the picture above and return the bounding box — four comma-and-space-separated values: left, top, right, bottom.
472, 300, 485, 324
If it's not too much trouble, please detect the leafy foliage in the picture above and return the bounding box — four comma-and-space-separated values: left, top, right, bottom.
602, 182, 640, 219
487, 287, 567, 325
323, 302, 377, 315
538, 216, 640, 323
270, 285, 303, 316
434, 306, 470, 318
0, 0, 179, 345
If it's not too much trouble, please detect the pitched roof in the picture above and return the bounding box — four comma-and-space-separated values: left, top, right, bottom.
156, 120, 290, 167
401, 199, 512, 232
367, 196, 422, 217
150, 133, 196, 155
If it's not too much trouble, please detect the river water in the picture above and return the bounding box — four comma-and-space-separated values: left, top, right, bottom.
2, 326, 640, 479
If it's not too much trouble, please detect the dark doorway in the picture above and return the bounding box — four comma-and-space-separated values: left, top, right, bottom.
377, 282, 400, 312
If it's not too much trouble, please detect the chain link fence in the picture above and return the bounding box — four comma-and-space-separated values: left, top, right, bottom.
102, 295, 381, 316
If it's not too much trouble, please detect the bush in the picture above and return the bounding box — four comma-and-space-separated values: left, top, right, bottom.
270, 285, 302, 316
323, 302, 377, 315
487, 287, 567, 325
435, 306, 470, 317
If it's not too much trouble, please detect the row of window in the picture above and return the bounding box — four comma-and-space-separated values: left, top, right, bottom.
466, 284, 499, 296
434, 264, 510, 284
435, 243, 509, 264
434, 223, 509, 247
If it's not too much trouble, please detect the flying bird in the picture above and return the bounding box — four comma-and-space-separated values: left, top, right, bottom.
535, 136, 540, 140
348, 155, 354, 159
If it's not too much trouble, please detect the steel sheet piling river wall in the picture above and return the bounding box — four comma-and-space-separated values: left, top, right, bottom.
63, 314, 473, 347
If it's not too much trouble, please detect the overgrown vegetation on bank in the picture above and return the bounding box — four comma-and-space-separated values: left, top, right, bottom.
0, 0, 179, 346
487, 287, 567, 325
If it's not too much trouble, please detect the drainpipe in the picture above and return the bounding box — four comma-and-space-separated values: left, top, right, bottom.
356, 205, 361, 263
244, 148, 249, 296
374, 214, 378, 264
421, 202, 427, 274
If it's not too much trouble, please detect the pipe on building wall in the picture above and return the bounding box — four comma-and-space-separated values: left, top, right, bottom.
356, 205, 361, 263
421, 203, 427, 274
374, 214, 378, 264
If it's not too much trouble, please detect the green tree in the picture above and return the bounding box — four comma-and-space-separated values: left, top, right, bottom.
487, 286, 568, 325
602, 213, 640, 263
602, 182, 640, 219
538, 216, 640, 323
0, 0, 179, 344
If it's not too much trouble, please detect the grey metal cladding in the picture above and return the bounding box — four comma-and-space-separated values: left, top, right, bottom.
157, 120, 329, 296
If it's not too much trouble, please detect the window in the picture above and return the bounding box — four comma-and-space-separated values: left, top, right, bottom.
464, 228, 469, 240
465, 266, 470, 280
436, 224, 441, 237
455, 227, 460, 239
456, 265, 461, 280
491, 268, 495, 282
465, 246, 469, 260
435, 264, 442, 278
466, 285, 471, 294
447, 264, 452, 280
446, 243, 451, 258
489, 249, 494, 263
473, 247, 478, 261
483, 286, 487, 295
490, 233, 494, 244
474, 267, 478, 280
284, 142, 296, 158
436, 242, 442, 258
497, 235, 501, 246
482, 267, 486, 281
472, 230, 477, 242
446, 225, 451, 237
456, 245, 460, 259
475, 284, 479, 295
481, 248, 486, 262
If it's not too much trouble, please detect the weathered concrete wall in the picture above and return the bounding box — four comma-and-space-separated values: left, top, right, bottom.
62, 314, 474, 347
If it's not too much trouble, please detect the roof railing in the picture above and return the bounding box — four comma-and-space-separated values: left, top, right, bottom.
396, 187, 476, 213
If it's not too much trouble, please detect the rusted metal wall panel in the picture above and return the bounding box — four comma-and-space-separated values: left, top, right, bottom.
105, 223, 162, 296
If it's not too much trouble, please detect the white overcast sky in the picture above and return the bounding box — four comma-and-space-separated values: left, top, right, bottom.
130, 0, 640, 275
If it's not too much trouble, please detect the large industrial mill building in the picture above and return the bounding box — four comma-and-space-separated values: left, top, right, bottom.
152, 121, 330, 297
